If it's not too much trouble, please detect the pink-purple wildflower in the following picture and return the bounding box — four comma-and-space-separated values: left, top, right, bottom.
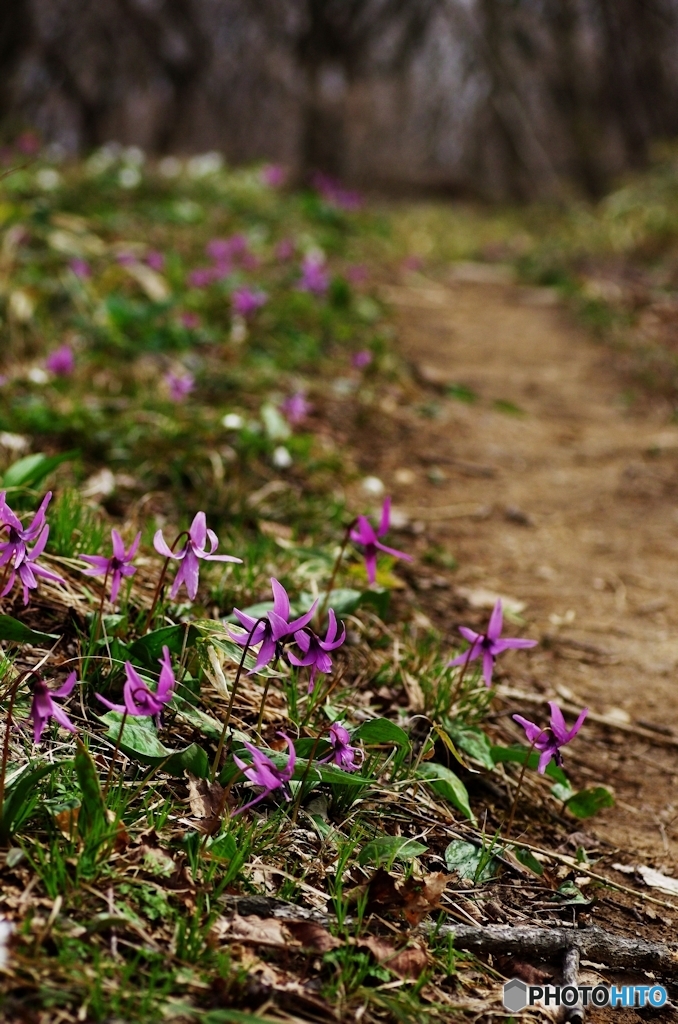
352, 349, 373, 369
0, 491, 64, 604
97, 646, 176, 725
154, 511, 242, 601
313, 173, 362, 211
146, 250, 165, 271
165, 370, 195, 402
319, 722, 363, 772
232, 287, 267, 318
30, 672, 78, 744
261, 164, 286, 188
180, 312, 201, 330
288, 609, 346, 692
350, 497, 412, 585
280, 392, 312, 425
187, 267, 216, 289
45, 345, 75, 376
69, 259, 91, 279
513, 701, 588, 774
298, 254, 329, 296
275, 238, 295, 261
448, 600, 537, 688
233, 734, 296, 813
230, 578, 317, 672
80, 528, 141, 603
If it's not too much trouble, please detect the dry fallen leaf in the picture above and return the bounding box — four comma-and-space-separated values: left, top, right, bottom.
358, 935, 429, 979
285, 920, 341, 953
357, 867, 451, 925
186, 774, 226, 835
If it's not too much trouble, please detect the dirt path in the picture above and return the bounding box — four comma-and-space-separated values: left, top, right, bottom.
376, 277, 678, 868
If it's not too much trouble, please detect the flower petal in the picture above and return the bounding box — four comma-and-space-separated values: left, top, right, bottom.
487, 600, 503, 641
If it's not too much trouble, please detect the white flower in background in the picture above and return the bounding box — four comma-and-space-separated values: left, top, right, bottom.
35, 168, 61, 191
230, 316, 247, 344
272, 446, 293, 469
222, 413, 244, 430
119, 166, 141, 189
158, 156, 182, 178
186, 152, 223, 179
361, 475, 385, 497
0, 919, 14, 970
123, 146, 145, 166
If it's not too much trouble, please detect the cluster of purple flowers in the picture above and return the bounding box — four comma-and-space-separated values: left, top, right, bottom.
0, 491, 64, 604
312, 173, 362, 212
188, 233, 257, 289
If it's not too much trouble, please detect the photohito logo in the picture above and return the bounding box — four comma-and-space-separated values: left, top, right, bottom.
503, 980, 667, 1011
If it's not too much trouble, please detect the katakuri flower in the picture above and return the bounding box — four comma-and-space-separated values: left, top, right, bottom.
69, 258, 91, 279
350, 496, 412, 585
164, 370, 195, 402
233, 734, 296, 813
230, 578, 317, 671
96, 646, 176, 724
146, 250, 165, 271
288, 608, 346, 692
154, 511, 242, 601
513, 701, 588, 774
319, 722, 363, 772
297, 254, 329, 296
232, 287, 267, 318
80, 528, 141, 602
447, 599, 537, 688
280, 392, 312, 425
45, 344, 75, 376
0, 491, 64, 604
30, 672, 78, 743
261, 164, 286, 188
352, 349, 372, 369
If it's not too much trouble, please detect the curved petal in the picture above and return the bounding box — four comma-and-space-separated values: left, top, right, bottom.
27, 525, 49, 560
288, 647, 314, 667
350, 517, 377, 546
270, 578, 290, 620
565, 706, 588, 742
205, 528, 219, 554
79, 556, 111, 575
153, 529, 178, 559
189, 511, 207, 550
364, 551, 377, 585
127, 531, 142, 559
482, 650, 495, 687
279, 734, 296, 781
374, 541, 412, 562
458, 627, 482, 644
377, 496, 391, 537
95, 693, 127, 714
181, 550, 200, 600
487, 600, 503, 641
292, 629, 311, 653
286, 601, 318, 635
537, 747, 554, 774
52, 671, 77, 698
512, 714, 543, 744
491, 637, 538, 654
253, 634, 276, 671
51, 704, 77, 733
202, 552, 243, 563
111, 529, 126, 560
157, 646, 175, 701
109, 571, 122, 603
547, 702, 570, 744
320, 616, 346, 651
315, 650, 332, 674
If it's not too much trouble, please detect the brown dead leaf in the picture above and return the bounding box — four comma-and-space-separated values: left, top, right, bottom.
359, 935, 429, 979
218, 915, 299, 949
186, 774, 226, 835
286, 919, 341, 953
358, 867, 450, 925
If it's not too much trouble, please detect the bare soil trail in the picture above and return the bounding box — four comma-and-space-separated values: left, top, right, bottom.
374, 276, 678, 871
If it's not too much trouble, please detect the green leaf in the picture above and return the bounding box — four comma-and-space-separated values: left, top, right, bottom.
262, 750, 370, 788
446, 722, 495, 770
0, 615, 60, 646
550, 781, 575, 803
444, 839, 498, 882
490, 744, 570, 786
2, 450, 77, 490
511, 846, 544, 876
556, 880, 590, 905
99, 712, 209, 778
75, 740, 108, 838
566, 786, 615, 819
170, 693, 223, 741
0, 761, 64, 842
417, 763, 475, 821
359, 836, 427, 866
207, 833, 237, 861
129, 624, 197, 668
352, 718, 411, 749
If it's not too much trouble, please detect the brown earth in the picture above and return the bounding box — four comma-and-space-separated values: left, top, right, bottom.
351, 275, 678, 963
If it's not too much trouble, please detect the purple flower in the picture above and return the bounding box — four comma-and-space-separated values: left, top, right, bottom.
280, 392, 312, 426
115, 252, 137, 267
230, 578, 317, 672
45, 345, 75, 376
275, 238, 295, 261
346, 264, 368, 285
313, 173, 362, 211
513, 701, 588, 774
233, 734, 296, 813
154, 511, 242, 602
0, 492, 65, 604
288, 609, 346, 692
180, 312, 201, 330
80, 528, 141, 603
298, 255, 329, 296
319, 723, 363, 772
164, 370, 195, 402
447, 600, 537, 688
69, 259, 91, 279
350, 497, 412, 585
30, 672, 78, 744
187, 267, 216, 289
97, 646, 176, 724
232, 287, 267, 318
206, 238, 231, 262
352, 349, 372, 369
261, 164, 286, 188
146, 250, 165, 271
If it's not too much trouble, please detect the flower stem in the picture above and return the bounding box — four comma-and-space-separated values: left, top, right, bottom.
0, 673, 25, 831
145, 530, 189, 632
504, 739, 537, 841
255, 657, 280, 743
210, 616, 266, 780
317, 519, 357, 626
103, 709, 129, 799
290, 732, 322, 825
450, 643, 475, 709
93, 567, 110, 644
